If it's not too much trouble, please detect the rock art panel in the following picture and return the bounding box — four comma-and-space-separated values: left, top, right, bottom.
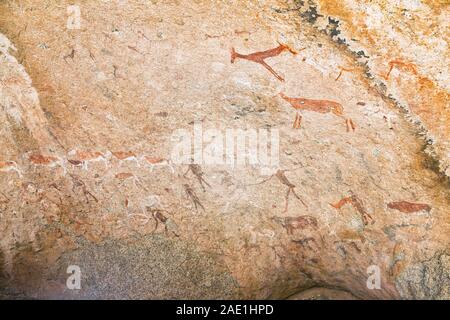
0, 0, 448, 300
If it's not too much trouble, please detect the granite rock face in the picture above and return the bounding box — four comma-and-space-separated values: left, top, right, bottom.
0, 0, 448, 299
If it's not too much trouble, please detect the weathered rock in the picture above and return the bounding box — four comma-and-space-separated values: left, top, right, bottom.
0, 0, 448, 299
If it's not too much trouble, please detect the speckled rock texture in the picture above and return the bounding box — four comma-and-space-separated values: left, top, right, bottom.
0, 0, 448, 299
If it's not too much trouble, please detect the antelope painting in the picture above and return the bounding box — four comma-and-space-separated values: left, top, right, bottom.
68, 150, 109, 170
28, 154, 66, 175
330, 191, 374, 225
335, 66, 355, 81
110, 151, 140, 167
279, 92, 355, 132
382, 59, 418, 80
140, 156, 174, 173
230, 42, 298, 82
273, 215, 319, 235
387, 201, 431, 213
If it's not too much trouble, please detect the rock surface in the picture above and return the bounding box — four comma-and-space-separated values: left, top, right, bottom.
0, 0, 448, 299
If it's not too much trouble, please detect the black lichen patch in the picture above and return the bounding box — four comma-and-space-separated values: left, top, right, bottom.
348, 49, 370, 61
272, 7, 284, 13
322, 18, 348, 45
327, 17, 341, 38
293, 0, 305, 7
364, 70, 375, 80
356, 50, 369, 58
336, 37, 347, 45
301, 4, 323, 24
